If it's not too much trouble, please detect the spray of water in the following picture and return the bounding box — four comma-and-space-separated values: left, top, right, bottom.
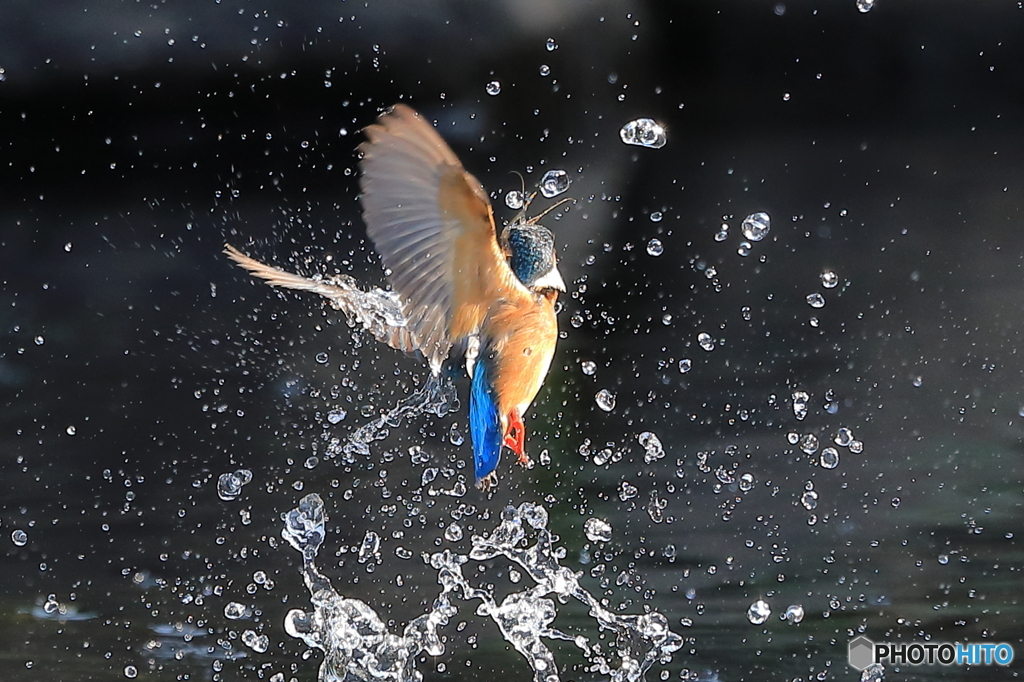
282, 494, 682, 682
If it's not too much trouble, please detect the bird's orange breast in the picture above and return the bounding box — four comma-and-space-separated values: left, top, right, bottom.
485, 291, 559, 417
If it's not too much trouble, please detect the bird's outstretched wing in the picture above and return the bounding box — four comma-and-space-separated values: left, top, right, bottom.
223, 244, 420, 359
359, 104, 530, 373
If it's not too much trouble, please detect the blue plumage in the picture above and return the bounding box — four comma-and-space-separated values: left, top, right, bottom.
469, 356, 502, 484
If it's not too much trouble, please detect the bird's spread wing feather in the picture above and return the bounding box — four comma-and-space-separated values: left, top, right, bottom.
359, 104, 530, 372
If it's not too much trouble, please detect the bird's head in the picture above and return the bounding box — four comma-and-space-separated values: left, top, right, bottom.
502, 222, 566, 293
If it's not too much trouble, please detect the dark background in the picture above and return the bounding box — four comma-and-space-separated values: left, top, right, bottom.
1, 1, 1022, 680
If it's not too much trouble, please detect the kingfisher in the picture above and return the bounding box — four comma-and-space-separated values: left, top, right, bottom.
226, 104, 565, 490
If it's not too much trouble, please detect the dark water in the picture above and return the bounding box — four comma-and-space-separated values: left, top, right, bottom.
1, 1, 1022, 680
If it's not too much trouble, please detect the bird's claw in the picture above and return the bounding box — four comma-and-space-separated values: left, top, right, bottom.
503, 409, 529, 466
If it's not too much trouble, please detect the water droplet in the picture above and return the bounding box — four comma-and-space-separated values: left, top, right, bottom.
806, 293, 826, 308
792, 391, 809, 420
801, 490, 818, 510
714, 223, 729, 241
315, 352, 329, 364
327, 408, 347, 424
747, 599, 771, 625
504, 190, 524, 209
34, 335, 44, 346
539, 64, 551, 77
678, 358, 692, 373
638, 432, 665, 463
581, 360, 597, 376
11, 529, 28, 546
799, 434, 819, 455
65, 425, 76, 436
224, 601, 247, 619
358, 531, 380, 563
539, 169, 570, 198
595, 389, 616, 412
242, 629, 269, 653
741, 212, 770, 241
584, 517, 612, 543
860, 663, 885, 682
124, 666, 138, 679
821, 270, 839, 288
737, 241, 752, 257
849, 439, 864, 454
820, 447, 840, 469
739, 472, 755, 491
619, 118, 667, 149
649, 211, 663, 223
64, 242, 73, 252
783, 604, 805, 623
217, 469, 253, 501
545, 37, 558, 51
856, 0, 875, 13
697, 332, 715, 351
444, 522, 463, 542
937, 553, 949, 565
891, 497, 901, 508
485, 80, 501, 96
618, 481, 639, 501
647, 239, 664, 256
834, 427, 854, 447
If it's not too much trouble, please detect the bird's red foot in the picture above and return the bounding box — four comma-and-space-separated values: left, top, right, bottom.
503, 409, 529, 465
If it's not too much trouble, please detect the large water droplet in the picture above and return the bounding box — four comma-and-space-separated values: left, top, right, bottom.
217, 469, 253, 501
799, 434, 819, 455
242, 629, 270, 653
747, 599, 771, 625
783, 604, 805, 623
741, 212, 770, 241
820, 447, 840, 469
486, 80, 501, 96
638, 432, 665, 463
834, 427, 854, 447
647, 239, 664, 256
589, 516, 610, 540
595, 389, 616, 412
619, 118, 667, 149
856, 0, 876, 13
792, 391, 809, 420
539, 169, 570, 198
224, 601, 248, 619
697, 332, 715, 351
678, 358, 692, 373
821, 270, 839, 288
806, 293, 826, 308
505, 190, 524, 209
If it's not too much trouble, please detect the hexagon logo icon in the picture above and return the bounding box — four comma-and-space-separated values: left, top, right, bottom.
848, 636, 875, 671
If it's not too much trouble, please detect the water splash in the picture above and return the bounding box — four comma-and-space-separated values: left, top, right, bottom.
324, 373, 458, 464
283, 495, 682, 682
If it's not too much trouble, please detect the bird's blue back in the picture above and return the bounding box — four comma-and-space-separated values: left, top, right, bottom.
469, 354, 502, 482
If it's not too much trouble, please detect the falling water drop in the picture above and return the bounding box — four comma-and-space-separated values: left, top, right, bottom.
619, 118, 667, 149
539, 169, 570, 198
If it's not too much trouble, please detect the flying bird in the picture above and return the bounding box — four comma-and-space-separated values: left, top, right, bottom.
226, 104, 565, 489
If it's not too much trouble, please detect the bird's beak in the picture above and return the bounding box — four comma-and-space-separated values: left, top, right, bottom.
532, 265, 566, 292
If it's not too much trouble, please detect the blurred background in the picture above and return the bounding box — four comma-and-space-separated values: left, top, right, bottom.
1, 0, 1022, 680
